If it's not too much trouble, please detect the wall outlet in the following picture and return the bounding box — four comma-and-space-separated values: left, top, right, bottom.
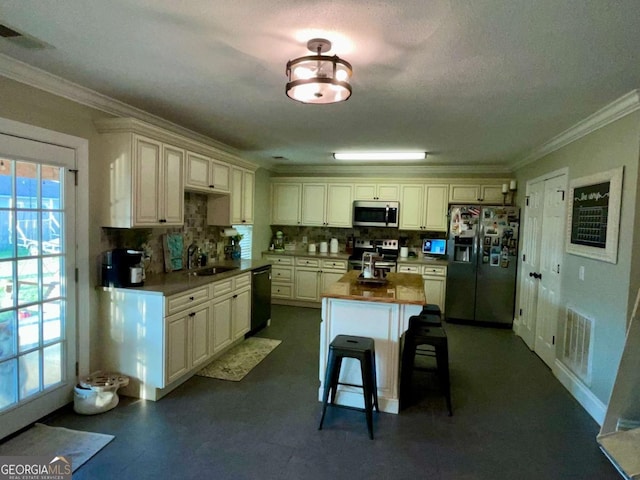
578, 266, 585, 281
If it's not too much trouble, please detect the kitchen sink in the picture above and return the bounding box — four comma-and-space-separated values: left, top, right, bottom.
193, 266, 238, 276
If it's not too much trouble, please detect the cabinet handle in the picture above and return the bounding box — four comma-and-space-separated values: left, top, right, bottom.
189, 312, 196, 317
159, 219, 167, 223
233, 294, 238, 298
209, 184, 215, 188
189, 296, 195, 301
242, 220, 246, 223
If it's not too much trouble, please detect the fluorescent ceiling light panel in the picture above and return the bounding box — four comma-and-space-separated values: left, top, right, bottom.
333, 152, 426, 161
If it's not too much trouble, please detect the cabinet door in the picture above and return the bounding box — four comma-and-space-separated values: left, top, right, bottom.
301, 183, 327, 226
377, 184, 400, 201
295, 268, 320, 301
211, 296, 233, 354
399, 184, 425, 230
133, 135, 162, 225
185, 151, 211, 191
353, 184, 377, 200
165, 313, 189, 384
242, 170, 254, 224
424, 276, 446, 312
326, 184, 353, 227
162, 146, 185, 225
424, 185, 449, 231
449, 184, 481, 203
211, 160, 230, 193
480, 184, 505, 204
190, 305, 210, 367
230, 167, 244, 224
232, 289, 251, 340
271, 183, 301, 225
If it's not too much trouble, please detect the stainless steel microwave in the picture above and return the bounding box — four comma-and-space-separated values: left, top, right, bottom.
352, 201, 400, 228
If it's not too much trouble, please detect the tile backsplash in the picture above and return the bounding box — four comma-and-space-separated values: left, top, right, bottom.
270, 226, 446, 253
101, 192, 228, 276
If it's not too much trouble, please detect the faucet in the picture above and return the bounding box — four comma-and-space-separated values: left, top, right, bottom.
187, 243, 198, 270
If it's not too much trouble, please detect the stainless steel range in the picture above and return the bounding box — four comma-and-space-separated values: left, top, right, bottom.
348, 239, 399, 273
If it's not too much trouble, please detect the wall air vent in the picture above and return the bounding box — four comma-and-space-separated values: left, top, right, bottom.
0, 23, 51, 49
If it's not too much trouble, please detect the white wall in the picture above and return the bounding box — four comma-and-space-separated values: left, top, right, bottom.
515, 110, 640, 407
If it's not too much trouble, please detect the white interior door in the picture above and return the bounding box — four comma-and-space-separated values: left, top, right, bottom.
534, 174, 567, 368
517, 180, 544, 348
0, 133, 76, 439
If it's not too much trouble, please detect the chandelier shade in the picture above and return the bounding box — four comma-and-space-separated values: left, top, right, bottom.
286, 38, 352, 104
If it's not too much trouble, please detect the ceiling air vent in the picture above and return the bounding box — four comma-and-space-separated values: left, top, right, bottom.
0, 23, 51, 49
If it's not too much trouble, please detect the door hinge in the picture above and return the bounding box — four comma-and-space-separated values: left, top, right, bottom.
522, 253, 526, 262
75, 268, 79, 282
69, 168, 79, 186
519, 308, 523, 316
525, 196, 530, 206
552, 335, 555, 345
557, 189, 565, 201
75, 362, 79, 376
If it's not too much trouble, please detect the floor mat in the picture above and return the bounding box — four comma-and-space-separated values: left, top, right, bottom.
197, 337, 281, 381
0, 423, 114, 472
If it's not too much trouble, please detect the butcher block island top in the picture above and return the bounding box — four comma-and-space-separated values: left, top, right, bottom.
321, 271, 426, 305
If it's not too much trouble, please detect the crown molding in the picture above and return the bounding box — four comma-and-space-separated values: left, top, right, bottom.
512, 89, 640, 170
270, 163, 513, 177
0, 53, 258, 170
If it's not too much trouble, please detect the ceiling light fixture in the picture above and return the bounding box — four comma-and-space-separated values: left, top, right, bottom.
286, 38, 352, 104
333, 152, 427, 161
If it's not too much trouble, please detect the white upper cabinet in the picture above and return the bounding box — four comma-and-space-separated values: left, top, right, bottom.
449, 183, 506, 204
185, 151, 230, 194
325, 184, 353, 227
301, 183, 327, 226
271, 182, 302, 225
300, 183, 353, 227
207, 166, 255, 226
399, 184, 448, 231
354, 183, 399, 201
97, 132, 185, 228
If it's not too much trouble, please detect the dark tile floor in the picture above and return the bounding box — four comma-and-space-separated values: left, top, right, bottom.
42, 305, 618, 479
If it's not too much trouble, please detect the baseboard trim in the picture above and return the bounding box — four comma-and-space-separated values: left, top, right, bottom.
554, 360, 607, 425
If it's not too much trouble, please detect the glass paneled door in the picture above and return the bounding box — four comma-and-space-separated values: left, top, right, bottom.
0, 133, 76, 439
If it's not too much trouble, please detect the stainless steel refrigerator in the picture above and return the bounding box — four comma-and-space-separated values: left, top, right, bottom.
445, 205, 520, 325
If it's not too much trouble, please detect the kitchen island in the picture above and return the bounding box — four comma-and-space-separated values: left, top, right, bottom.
319, 271, 425, 414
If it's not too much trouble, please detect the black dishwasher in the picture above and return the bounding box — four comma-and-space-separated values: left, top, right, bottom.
248, 265, 272, 336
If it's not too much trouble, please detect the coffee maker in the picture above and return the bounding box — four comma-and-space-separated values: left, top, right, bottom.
101, 248, 144, 287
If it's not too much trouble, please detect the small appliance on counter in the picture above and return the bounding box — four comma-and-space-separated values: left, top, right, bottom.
319, 241, 328, 253
358, 252, 389, 285
101, 248, 144, 287
274, 231, 285, 252
330, 238, 339, 253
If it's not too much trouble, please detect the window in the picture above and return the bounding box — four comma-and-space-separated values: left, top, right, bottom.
233, 225, 252, 259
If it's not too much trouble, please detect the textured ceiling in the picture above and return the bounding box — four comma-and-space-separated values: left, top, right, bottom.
1, 0, 640, 171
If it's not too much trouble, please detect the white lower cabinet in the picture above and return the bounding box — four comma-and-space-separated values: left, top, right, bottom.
397, 263, 447, 313
165, 301, 210, 385
265, 254, 347, 305
100, 270, 252, 401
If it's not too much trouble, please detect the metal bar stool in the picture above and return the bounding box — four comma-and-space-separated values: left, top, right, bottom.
318, 335, 379, 439
400, 317, 452, 415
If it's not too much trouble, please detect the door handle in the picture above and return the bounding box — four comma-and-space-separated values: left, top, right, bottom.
529, 272, 542, 279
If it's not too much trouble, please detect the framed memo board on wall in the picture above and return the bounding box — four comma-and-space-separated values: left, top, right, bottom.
566, 166, 623, 264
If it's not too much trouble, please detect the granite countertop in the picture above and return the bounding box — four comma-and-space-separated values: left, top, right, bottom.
263, 250, 351, 260
321, 270, 426, 305
101, 259, 271, 297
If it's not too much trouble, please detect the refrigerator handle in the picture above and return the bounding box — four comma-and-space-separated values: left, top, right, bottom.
473, 232, 478, 261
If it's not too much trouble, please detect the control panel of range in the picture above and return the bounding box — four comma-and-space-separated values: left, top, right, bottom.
353, 239, 399, 251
